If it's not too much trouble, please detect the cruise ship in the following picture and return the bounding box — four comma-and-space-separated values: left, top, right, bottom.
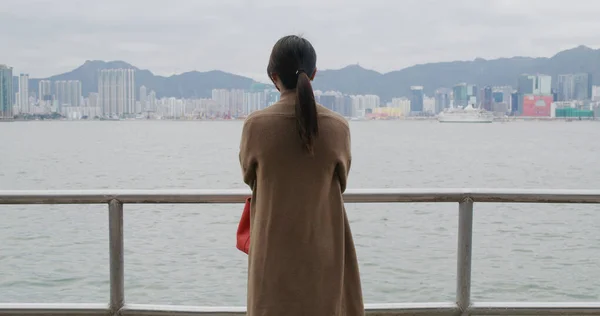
438, 103, 494, 123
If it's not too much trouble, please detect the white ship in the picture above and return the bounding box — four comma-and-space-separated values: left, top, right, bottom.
437, 103, 494, 123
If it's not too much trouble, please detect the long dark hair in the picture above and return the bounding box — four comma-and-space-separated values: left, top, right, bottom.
267, 35, 318, 154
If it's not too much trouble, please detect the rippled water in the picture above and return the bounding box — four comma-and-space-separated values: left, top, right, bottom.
1, 120, 599, 305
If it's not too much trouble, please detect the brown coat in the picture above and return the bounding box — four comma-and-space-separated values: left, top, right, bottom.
239, 91, 364, 316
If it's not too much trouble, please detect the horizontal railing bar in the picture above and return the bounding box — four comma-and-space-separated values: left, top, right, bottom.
4, 302, 600, 316
121, 303, 459, 315
120, 304, 246, 316
470, 302, 600, 315
0, 303, 108, 315
0, 303, 460, 316
2, 188, 600, 205
363, 303, 459, 315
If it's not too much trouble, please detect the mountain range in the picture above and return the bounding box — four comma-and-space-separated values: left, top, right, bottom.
14, 45, 600, 102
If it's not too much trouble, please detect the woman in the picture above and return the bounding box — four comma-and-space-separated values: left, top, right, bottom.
239, 35, 364, 316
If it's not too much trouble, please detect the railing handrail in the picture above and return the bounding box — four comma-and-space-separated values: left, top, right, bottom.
2, 188, 600, 204
2, 188, 600, 316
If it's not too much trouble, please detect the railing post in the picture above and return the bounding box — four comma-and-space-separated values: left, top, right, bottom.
109, 199, 125, 315
456, 197, 474, 315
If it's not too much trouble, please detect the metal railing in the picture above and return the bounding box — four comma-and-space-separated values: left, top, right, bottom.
2, 188, 600, 316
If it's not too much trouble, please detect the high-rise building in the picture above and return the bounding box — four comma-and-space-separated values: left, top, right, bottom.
230, 89, 245, 116
54, 80, 82, 108
510, 92, 520, 115
320, 94, 336, 111
410, 86, 424, 113
391, 97, 411, 116
88, 93, 99, 108
453, 83, 468, 107
148, 90, 157, 111
340, 95, 353, 117
557, 74, 573, 101
98, 69, 135, 117
69, 80, 82, 107
243, 90, 266, 114
482, 86, 493, 111
535, 75, 552, 95
423, 96, 435, 114
434, 88, 451, 114
592, 85, 600, 101
139, 85, 147, 110
557, 73, 592, 101
350, 94, 379, 111
0, 64, 13, 119
492, 86, 514, 111
38, 80, 52, 104
572, 73, 592, 101
492, 91, 503, 103
212, 89, 234, 113
350, 94, 379, 117
468, 84, 478, 104
54, 81, 68, 109
332, 93, 346, 115
517, 74, 535, 95
452, 83, 478, 107
517, 74, 551, 95
18, 74, 29, 114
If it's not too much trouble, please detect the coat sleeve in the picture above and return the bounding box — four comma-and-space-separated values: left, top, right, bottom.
239, 118, 257, 188
335, 125, 352, 193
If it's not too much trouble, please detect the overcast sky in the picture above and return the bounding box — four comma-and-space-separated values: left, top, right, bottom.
2, 0, 600, 83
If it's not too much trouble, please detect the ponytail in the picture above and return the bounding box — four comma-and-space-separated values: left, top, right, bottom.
266, 35, 319, 153
295, 71, 318, 154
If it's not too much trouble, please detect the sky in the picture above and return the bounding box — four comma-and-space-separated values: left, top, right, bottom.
2, 0, 600, 83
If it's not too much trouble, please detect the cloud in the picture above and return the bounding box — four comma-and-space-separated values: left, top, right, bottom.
2, 0, 600, 82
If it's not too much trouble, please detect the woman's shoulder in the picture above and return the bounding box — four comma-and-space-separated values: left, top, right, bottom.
240, 106, 284, 134
316, 104, 350, 130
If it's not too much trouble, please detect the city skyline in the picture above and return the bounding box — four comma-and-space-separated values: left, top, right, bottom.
2, 42, 599, 120
3, 43, 600, 105
3, 0, 600, 82
3, 63, 599, 121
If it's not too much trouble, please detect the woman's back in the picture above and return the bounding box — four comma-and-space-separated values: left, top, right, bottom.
242, 95, 350, 191
239, 35, 364, 316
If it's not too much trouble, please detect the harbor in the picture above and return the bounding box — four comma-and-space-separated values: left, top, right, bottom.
2, 120, 600, 313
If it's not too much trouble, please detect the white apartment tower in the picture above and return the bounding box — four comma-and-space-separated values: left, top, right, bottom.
139, 85, 147, 111
69, 80, 82, 107
88, 92, 99, 108
38, 80, 52, 105
98, 69, 135, 117
148, 90, 156, 111
54, 81, 68, 109
18, 74, 29, 114
54, 80, 82, 108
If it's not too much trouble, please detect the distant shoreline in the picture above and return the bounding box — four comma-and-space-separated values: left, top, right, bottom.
5, 117, 597, 123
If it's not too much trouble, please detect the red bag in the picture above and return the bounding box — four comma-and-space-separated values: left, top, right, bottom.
236, 197, 251, 254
